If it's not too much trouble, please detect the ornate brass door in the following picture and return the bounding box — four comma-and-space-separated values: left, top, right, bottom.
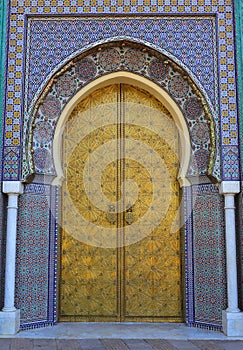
59, 84, 183, 322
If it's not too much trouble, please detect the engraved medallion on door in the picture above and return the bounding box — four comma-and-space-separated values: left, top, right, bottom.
59, 84, 183, 322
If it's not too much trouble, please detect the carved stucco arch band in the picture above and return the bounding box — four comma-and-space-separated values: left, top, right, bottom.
52, 72, 191, 187
25, 42, 216, 183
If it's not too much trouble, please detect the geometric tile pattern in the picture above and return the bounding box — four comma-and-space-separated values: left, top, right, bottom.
23, 19, 219, 182
14, 176, 227, 330
26, 17, 217, 107
3, 147, 20, 181
2, 1, 240, 181
22, 14, 222, 182
15, 183, 57, 329
0, 0, 237, 331
222, 146, 240, 181
0, 0, 7, 167
28, 43, 215, 180
191, 184, 226, 328
235, 0, 243, 175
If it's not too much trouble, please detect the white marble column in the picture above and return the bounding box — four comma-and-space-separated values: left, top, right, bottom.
0, 181, 23, 335
220, 181, 243, 336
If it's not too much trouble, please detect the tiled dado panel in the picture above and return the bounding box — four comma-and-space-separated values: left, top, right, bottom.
2, 0, 240, 181
15, 182, 58, 329
186, 183, 226, 329
15, 180, 227, 329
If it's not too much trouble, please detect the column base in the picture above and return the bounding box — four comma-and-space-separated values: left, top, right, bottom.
222, 310, 243, 336
0, 309, 20, 335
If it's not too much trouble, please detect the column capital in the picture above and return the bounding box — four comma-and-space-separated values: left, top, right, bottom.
177, 176, 191, 188
2, 181, 24, 195
219, 181, 240, 195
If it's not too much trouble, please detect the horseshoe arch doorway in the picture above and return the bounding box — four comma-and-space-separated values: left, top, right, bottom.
56, 76, 190, 322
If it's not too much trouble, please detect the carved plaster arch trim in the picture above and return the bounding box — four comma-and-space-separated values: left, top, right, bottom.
23, 40, 217, 182
52, 72, 191, 187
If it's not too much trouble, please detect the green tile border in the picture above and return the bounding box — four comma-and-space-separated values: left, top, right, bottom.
235, 0, 243, 169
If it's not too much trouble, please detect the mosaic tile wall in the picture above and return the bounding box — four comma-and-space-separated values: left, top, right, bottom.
14, 180, 227, 329
0, 0, 7, 126
236, 193, 243, 310
235, 0, 243, 310
0, 0, 8, 311
235, 0, 243, 173
23, 17, 220, 181
15, 182, 58, 329
28, 42, 216, 181
0, 0, 238, 330
186, 184, 227, 329
0, 194, 7, 311
2, 0, 240, 181
26, 17, 217, 108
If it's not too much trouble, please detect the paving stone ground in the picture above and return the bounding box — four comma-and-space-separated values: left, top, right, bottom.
1, 339, 243, 350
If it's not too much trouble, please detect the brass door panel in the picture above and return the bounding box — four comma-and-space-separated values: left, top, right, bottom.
59, 84, 182, 322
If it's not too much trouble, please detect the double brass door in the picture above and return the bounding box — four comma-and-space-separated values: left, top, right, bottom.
59, 84, 183, 322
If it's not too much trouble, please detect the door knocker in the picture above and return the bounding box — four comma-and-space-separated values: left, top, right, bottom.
125, 204, 134, 225
107, 204, 117, 225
